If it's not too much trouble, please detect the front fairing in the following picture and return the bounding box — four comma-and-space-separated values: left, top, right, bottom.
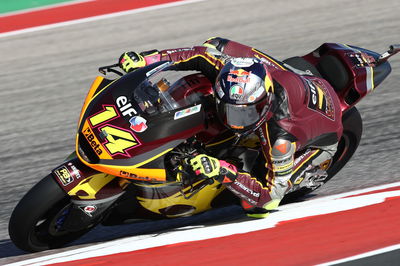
76, 62, 210, 182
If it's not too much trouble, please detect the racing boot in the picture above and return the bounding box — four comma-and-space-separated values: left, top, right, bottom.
301, 167, 329, 190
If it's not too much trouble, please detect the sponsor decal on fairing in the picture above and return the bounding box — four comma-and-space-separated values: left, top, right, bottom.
54, 166, 74, 186
129, 116, 148, 133
83, 126, 103, 155
68, 162, 82, 179
174, 105, 201, 120
116, 96, 138, 117
79, 205, 97, 217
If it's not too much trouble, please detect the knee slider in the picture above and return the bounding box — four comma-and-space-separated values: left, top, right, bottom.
271, 139, 295, 177
271, 139, 295, 160
202, 37, 229, 52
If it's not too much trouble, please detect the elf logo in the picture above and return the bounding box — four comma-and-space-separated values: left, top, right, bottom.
116, 96, 137, 117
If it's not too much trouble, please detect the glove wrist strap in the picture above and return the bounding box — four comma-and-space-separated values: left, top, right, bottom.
216, 161, 238, 184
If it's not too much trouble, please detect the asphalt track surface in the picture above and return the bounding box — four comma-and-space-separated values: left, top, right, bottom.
0, 0, 399, 264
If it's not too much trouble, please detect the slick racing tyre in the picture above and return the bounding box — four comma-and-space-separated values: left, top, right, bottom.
8, 175, 91, 252
283, 106, 363, 202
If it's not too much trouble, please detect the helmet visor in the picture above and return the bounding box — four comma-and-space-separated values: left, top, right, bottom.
216, 98, 269, 130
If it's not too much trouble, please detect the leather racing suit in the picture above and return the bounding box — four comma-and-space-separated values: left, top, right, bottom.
131, 37, 343, 217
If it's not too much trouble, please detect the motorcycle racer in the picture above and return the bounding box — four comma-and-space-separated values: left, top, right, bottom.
118, 37, 343, 217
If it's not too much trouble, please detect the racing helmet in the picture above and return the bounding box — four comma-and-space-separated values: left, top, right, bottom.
214, 58, 274, 133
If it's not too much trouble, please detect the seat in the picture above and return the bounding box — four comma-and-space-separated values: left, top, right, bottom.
316, 55, 350, 93
284, 55, 350, 93
283, 56, 322, 78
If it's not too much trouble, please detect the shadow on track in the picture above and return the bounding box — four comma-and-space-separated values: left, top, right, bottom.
1, 205, 246, 260
70, 192, 320, 248
70, 205, 246, 246
0, 239, 28, 258
1, 193, 319, 262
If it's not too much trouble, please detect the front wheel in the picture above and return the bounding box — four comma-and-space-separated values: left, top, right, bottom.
9, 175, 92, 252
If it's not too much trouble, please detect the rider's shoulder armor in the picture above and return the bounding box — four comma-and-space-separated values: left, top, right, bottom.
203, 37, 230, 53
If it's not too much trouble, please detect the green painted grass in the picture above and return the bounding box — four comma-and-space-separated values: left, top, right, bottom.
0, 0, 74, 14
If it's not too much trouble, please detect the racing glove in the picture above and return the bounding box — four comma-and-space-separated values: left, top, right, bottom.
119, 52, 146, 73
190, 154, 238, 184
119, 50, 161, 73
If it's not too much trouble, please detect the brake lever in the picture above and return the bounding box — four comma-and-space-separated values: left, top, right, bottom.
98, 63, 124, 76
377, 44, 400, 65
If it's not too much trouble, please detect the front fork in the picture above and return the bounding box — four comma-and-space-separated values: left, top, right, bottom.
51, 154, 128, 231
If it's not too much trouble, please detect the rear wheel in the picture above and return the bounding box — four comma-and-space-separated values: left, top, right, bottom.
9, 175, 92, 252
283, 107, 363, 202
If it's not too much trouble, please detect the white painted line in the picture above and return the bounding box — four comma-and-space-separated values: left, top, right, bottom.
317, 243, 400, 265
0, 0, 94, 18
0, 0, 207, 39
6, 181, 400, 266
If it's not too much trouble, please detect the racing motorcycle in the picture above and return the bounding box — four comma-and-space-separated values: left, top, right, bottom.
9, 43, 399, 252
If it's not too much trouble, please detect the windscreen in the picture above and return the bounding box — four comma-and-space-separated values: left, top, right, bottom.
131, 63, 202, 116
